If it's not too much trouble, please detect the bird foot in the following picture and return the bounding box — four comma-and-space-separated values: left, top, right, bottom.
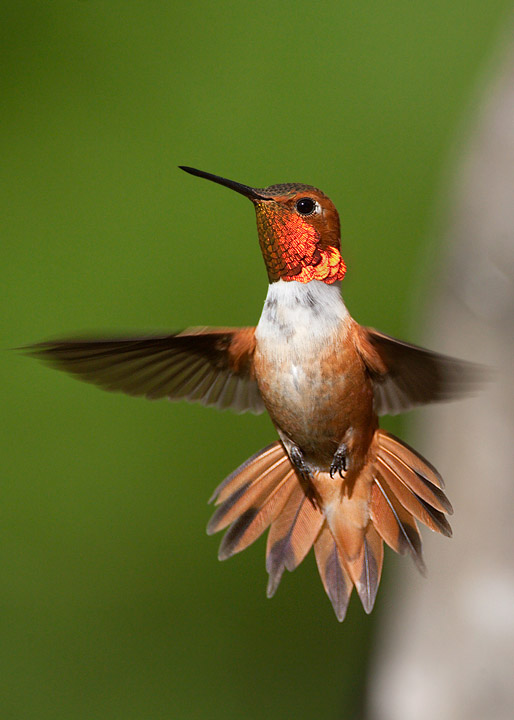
290, 445, 321, 510
330, 444, 349, 478
290, 445, 309, 476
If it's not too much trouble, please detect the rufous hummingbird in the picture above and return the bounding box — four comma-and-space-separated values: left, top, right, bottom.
27, 166, 481, 621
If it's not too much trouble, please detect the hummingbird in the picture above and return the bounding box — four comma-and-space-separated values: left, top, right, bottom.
27, 166, 481, 621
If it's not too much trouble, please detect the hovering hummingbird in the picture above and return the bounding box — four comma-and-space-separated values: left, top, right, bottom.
28, 166, 481, 621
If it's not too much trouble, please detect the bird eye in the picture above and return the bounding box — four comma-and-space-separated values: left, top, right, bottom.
295, 197, 317, 216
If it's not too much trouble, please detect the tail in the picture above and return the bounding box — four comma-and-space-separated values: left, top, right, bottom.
207, 431, 453, 622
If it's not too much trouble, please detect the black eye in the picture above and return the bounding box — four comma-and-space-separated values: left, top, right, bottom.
295, 197, 316, 216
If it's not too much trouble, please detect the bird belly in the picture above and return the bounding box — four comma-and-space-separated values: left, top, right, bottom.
254, 281, 375, 470
256, 348, 347, 455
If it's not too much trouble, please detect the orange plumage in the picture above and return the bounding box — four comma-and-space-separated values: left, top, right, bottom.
26, 167, 483, 620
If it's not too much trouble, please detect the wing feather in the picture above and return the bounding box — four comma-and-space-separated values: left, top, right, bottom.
26, 327, 265, 414
354, 325, 484, 416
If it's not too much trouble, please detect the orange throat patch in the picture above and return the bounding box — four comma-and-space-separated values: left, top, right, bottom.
255, 203, 346, 284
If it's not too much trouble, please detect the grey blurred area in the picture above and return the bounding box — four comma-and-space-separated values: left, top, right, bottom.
369, 29, 514, 720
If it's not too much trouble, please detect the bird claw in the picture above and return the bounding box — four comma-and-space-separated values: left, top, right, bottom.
290, 445, 309, 475
290, 445, 321, 509
330, 445, 348, 478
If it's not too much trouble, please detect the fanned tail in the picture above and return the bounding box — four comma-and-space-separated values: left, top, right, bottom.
207, 430, 453, 621
207, 442, 298, 560
265, 482, 324, 597
323, 464, 384, 614
321, 429, 452, 616
369, 429, 453, 576
208, 442, 324, 598
314, 525, 353, 622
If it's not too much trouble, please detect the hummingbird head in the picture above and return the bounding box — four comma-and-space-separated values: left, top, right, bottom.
180, 167, 346, 284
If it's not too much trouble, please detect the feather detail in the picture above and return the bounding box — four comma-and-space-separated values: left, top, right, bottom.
325, 463, 372, 557
266, 483, 324, 597
329, 519, 383, 614
328, 506, 366, 566
377, 430, 445, 488
377, 446, 453, 514
376, 457, 452, 537
206, 442, 299, 561
359, 524, 384, 614
217, 470, 297, 560
370, 475, 426, 573
25, 327, 265, 414
207, 454, 291, 534
314, 524, 353, 622
209, 442, 284, 505
354, 325, 485, 416
323, 465, 380, 612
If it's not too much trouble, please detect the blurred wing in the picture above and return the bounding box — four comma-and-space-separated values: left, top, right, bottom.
27, 326, 265, 414
355, 326, 484, 416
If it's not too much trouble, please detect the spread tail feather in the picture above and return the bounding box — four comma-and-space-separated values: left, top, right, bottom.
265, 482, 324, 597
314, 525, 353, 622
370, 475, 426, 573
207, 431, 453, 621
374, 431, 453, 537
369, 429, 453, 571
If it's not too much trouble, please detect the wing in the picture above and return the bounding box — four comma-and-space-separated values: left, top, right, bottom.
26, 326, 265, 414
354, 326, 484, 416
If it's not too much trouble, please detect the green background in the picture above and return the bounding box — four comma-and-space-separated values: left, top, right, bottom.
1, 2, 509, 718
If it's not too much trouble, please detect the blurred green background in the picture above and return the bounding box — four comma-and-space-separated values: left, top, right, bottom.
1, 2, 510, 718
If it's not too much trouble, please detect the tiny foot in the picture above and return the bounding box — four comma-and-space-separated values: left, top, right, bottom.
290, 445, 309, 475
330, 444, 349, 478
290, 445, 321, 510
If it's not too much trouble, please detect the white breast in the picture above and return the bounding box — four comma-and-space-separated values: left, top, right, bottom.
254, 280, 351, 452
255, 279, 349, 358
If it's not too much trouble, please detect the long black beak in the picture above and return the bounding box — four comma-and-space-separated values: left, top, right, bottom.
179, 166, 268, 201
